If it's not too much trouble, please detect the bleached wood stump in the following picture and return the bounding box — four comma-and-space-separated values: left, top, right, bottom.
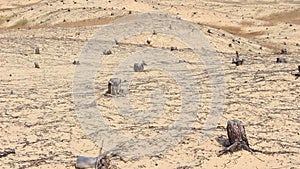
107, 78, 121, 95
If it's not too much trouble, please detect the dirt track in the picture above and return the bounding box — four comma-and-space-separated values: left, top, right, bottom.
0, 0, 299, 168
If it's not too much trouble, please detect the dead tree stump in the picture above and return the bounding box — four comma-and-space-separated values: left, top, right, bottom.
276, 57, 287, 63
232, 51, 244, 66
103, 49, 112, 55
34, 61, 40, 68
95, 154, 111, 169
133, 61, 146, 72
34, 47, 40, 54
280, 48, 287, 54
73, 60, 80, 65
107, 78, 121, 95
218, 120, 252, 156
291, 65, 300, 79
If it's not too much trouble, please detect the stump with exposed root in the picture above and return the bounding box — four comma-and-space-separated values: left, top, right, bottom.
218, 120, 252, 156
107, 78, 122, 95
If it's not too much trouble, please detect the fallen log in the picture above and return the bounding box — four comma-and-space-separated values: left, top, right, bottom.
76, 153, 111, 169
76, 156, 97, 168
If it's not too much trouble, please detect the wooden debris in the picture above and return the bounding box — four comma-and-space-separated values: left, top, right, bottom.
218, 120, 252, 156
34, 61, 40, 68
133, 61, 146, 72
107, 78, 122, 95
232, 51, 244, 66
0, 148, 15, 158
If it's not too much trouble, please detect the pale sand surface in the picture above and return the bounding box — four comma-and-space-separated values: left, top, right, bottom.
0, 0, 299, 168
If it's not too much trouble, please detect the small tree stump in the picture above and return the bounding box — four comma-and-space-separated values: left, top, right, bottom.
95, 154, 111, 169
73, 60, 80, 65
232, 51, 244, 66
280, 48, 287, 54
291, 65, 300, 79
103, 49, 112, 55
218, 120, 252, 156
34, 47, 40, 54
170, 46, 178, 51
107, 78, 121, 95
276, 57, 287, 63
34, 61, 40, 68
133, 61, 146, 72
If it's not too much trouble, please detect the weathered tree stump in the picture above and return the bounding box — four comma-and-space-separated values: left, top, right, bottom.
34, 47, 40, 54
218, 120, 252, 156
34, 61, 40, 68
107, 78, 121, 95
133, 61, 146, 72
276, 57, 287, 63
232, 51, 244, 66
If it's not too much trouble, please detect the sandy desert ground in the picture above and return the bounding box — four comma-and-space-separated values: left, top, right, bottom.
0, 0, 299, 168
